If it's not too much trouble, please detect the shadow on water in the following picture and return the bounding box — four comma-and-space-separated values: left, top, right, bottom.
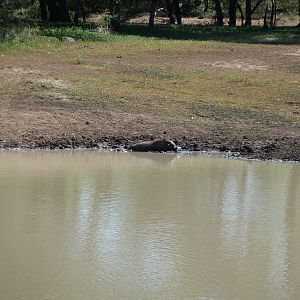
119, 24, 300, 45
128, 152, 178, 166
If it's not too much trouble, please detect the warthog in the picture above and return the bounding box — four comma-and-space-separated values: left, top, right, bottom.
129, 138, 177, 152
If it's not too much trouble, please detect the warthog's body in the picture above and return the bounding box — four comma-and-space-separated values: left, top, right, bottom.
129, 139, 177, 152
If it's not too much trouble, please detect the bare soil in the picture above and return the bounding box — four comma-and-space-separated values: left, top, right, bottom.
1, 102, 299, 161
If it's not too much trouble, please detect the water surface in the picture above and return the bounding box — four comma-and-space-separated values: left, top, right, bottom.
0, 151, 299, 299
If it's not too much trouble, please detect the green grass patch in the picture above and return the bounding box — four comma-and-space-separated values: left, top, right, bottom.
120, 24, 300, 45
194, 66, 209, 78
120, 64, 184, 80
2, 21, 299, 48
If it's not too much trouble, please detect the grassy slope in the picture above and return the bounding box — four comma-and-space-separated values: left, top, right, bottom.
0, 23, 299, 157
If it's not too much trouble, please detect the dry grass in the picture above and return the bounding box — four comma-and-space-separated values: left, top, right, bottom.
0, 30, 299, 129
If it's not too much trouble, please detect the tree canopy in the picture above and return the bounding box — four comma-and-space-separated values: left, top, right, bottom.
0, 0, 299, 28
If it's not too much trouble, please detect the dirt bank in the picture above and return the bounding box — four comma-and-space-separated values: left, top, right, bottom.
1, 106, 299, 161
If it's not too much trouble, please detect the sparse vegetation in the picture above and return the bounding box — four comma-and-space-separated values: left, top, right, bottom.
0, 20, 299, 159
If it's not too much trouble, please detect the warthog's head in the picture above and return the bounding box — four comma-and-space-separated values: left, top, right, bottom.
155, 139, 177, 151
166, 140, 177, 151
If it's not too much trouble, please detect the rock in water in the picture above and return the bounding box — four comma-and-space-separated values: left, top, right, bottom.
129, 138, 177, 152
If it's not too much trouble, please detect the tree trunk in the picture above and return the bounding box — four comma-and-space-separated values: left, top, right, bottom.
110, 0, 120, 30
74, 0, 80, 23
251, 0, 264, 15
57, 0, 71, 22
270, 0, 274, 26
229, 0, 237, 26
263, 2, 268, 28
80, 3, 86, 22
165, 0, 175, 24
39, 0, 47, 20
237, 1, 244, 25
298, 0, 300, 27
298, 0, 300, 26
173, 0, 182, 25
47, 0, 70, 22
149, 0, 159, 27
269, 0, 276, 26
46, 0, 56, 21
204, 0, 208, 12
214, 0, 224, 26
245, 0, 251, 25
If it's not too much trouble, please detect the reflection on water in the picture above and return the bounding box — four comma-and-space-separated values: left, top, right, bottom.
0, 151, 299, 300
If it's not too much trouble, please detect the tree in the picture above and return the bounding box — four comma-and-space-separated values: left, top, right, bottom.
204, 0, 209, 12
110, 0, 120, 30
74, 0, 81, 23
237, 1, 245, 25
46, 0, 71, 22
149, 0, 182, 27
214, 0, 224, 25
298, 0, 300, 27
263, 0, 269, 27
245, 0, 252, 25
270, 0, 277, 26
173, 0, 182, 24
149, 0, 159, 27
229, 0, 237, 26
166, 0, 175, 24
39, 0, 47, 20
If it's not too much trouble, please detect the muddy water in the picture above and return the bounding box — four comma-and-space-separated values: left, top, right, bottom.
0, 151, 299, 300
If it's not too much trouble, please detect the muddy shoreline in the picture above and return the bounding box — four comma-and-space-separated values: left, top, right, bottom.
1, 105, 299, 162
1, 129, 299, 162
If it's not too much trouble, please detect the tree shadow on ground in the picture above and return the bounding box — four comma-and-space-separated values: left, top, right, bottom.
119, 24, 300, 45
